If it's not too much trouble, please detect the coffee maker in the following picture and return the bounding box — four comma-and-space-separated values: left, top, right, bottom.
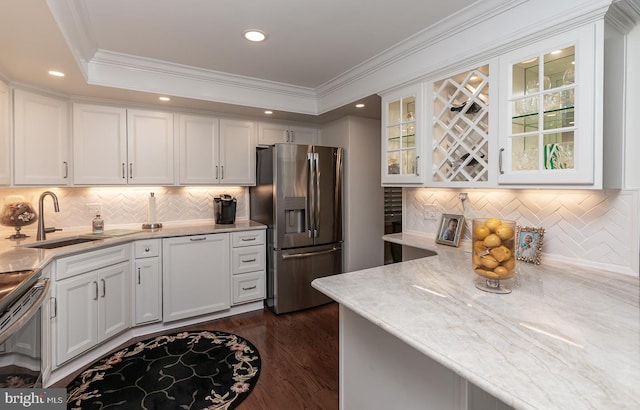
214, 195, 237, 224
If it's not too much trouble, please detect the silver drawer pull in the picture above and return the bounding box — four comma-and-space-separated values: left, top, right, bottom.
241, 237, 257, 241
190, 237, 207, 241
242, 285, 257, 291
242, 258, 257, 263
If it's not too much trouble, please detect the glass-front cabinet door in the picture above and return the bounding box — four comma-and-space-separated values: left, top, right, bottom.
381, 85, 423, 184
498, 24, 598, 185
431, 64, 490, 185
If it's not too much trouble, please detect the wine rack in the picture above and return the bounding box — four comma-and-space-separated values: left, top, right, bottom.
432, 65, 489, 182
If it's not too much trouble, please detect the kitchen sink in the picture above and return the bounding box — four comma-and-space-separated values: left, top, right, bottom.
22, 237, 102, 249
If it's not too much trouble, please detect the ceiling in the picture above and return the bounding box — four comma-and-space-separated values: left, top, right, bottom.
0, 0, 479, 124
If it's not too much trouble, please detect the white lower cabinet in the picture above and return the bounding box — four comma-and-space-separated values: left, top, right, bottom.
133, 239, 162, 325
230, 230, 266, 305
54, 260, 130, 366
162, 234, 230, 322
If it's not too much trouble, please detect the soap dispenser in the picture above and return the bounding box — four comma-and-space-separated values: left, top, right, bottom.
92, 213, 104, 233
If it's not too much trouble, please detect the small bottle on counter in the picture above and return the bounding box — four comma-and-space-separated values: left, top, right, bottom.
92, 213, 104, 233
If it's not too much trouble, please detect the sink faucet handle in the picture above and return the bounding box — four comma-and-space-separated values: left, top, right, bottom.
44, 227, 63, 234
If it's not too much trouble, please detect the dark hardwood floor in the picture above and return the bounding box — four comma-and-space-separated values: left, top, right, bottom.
55, 302, 339, 409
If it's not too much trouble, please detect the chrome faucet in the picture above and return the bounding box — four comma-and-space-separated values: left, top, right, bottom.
36, 191, 62, 241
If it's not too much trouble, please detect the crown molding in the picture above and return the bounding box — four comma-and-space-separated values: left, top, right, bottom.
45, 0, 98, 80
316, 0, 525, 99
607, 0, 640, 33
87, 50, 319, 114
47, 0, 627, 116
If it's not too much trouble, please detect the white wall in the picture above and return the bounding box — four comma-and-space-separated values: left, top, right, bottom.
321, 116, 385, 272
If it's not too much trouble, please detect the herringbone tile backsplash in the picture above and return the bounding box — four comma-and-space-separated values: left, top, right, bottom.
405, 188, 639, 275
2, 186, 638, 275
0, 186, 248, 231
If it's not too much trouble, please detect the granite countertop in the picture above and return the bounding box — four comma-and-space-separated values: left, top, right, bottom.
313, 234, 640, 409
0, 220, 266, 273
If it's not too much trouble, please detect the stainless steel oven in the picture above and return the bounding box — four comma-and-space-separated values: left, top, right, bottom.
0, 270, 49, 388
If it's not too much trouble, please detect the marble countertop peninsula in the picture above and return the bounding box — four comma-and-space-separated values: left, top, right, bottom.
313, 235, 640, 409
0, 220, 265, 273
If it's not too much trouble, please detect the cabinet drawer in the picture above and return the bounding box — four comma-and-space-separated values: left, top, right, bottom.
231, 245, 265, 274
231, 271, 265, 305
134, 239, 161, 258
231, 230, 265, 247
56, 244, 130, 280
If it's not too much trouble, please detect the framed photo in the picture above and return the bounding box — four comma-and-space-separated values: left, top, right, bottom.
515, 226, 545, 264
436, 214, 464, 247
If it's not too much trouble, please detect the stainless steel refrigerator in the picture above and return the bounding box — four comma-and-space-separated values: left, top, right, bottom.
250, 144, 343, 314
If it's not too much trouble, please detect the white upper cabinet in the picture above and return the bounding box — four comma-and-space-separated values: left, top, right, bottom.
14, 89, 70, 185
73, 104, 127, 185
258, 122, 318, 145
498, 23, 599, 186
381, 84, 424, 185
73, 104, 174, 185
127, 109, 174, 185
178, 115, 256, 185
0, 81, 9, 185
219, 119, 256, 185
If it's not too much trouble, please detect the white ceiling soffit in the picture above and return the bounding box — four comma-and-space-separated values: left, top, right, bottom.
44, 0, 523, 116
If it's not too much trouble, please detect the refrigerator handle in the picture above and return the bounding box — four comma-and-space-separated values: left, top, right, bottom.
314, 152, 320, 238
307, 152, 315, 238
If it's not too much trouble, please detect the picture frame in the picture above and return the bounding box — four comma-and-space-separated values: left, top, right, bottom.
435, 214, 464, 247
515, 226, 545, 264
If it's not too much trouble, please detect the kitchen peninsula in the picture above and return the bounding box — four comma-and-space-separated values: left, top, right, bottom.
312, 236, 640, 409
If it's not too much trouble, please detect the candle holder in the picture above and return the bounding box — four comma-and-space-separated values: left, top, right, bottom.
1, 201, 38, 240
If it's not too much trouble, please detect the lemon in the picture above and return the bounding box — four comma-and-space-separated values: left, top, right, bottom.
480, 255, 499, 269
483, 234, 502, 248
485, 218, 502, 232
502, 258, 516, 270
474, 225, 490, 240
494, 266, 511, 278
495, 225, 514, 240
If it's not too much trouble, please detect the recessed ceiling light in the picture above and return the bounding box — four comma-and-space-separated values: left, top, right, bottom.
158, 96, 171, 101
355, 103, 365, 108
264, 110, 273, 115
243, 30, 267, 42
48, 70, 65, 77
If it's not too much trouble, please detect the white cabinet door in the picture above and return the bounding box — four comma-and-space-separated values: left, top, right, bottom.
55, 273, 98, 366
498, 23, 598, 186
258, 122, 318, 145
127, 109, 174, 185
258, 122, 288, 145
0, 81, 9, 185
13, 89, 69, 185
134, 257, 161, 325
97, 261, 131, 342
73, 103, 127, 185
288, 125, 318, 145
162, 234, 230, 322
381, 84, 424, 185
178, 114, 219, 184
219, 119, 256, 185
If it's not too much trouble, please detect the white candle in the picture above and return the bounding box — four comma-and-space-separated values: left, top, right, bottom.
147, 193, 157, 224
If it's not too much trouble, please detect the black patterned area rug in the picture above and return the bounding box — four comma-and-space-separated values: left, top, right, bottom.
67, 330, 261, 409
